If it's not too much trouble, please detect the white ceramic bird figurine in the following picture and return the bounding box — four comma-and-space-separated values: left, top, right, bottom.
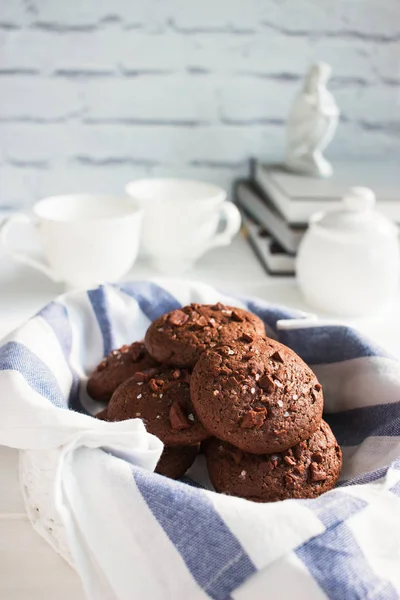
285, 62, 340, 178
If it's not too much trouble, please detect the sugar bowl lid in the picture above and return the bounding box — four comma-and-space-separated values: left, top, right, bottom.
313, 186, 398, 238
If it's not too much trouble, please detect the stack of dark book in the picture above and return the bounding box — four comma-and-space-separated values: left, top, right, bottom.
235, 159, 400, 276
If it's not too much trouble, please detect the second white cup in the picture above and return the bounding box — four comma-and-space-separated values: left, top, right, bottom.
125, 178, 241, 273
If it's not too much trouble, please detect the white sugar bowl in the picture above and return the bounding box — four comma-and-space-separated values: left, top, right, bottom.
296, 187, 400, 316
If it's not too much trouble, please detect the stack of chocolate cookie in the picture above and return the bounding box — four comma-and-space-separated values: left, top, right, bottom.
88, 302, 342, 502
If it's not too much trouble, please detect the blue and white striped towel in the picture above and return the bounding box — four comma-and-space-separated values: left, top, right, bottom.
0, 279, 400, 600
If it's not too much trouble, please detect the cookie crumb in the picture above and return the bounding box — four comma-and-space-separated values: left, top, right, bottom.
240, 332, 253, 342
241, 409, 266, 429
311, 452, 323, 464
168, 310, 189, 326
196, 316, 208, 328
169, 400, 190, 430
309, 462, 327, 482
231, 310, 244, 322
270, 350, 284, 363
213, 302, 225, 310
258, 374, 276, 392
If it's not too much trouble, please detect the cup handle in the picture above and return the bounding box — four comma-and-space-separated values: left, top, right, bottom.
0, 212, 60, 281
205, 202, 242, 250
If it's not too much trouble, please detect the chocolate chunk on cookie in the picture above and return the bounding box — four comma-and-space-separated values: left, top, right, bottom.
205, 421, 342, 502
107, 367, 209, 445
144, 303, 266, 368
155, 444, 200, 479
191, 337, 323, 454
87, 341, 158, 401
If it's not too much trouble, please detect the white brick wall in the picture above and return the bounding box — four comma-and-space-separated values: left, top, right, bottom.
0, 0, 399, 208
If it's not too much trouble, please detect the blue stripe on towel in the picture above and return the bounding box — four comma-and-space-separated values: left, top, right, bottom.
279, 326, 393, 365
338, 467, 389, 488
325, 403, 400, 446
87, 287, 114, 357
300, 492, 367, 529
390, 480, 400, 497
114, 281, 180, 322
392, 457, 400, 470
133, 468, 256, 600
296, 521, 398, 600
0, 341, 66, 408
38, 302, 72, 356
38, 302, 86, 414
241, 297, 302, 333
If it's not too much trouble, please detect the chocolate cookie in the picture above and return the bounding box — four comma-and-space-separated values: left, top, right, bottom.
144, 303, 266, 368
205, 421, 342, 502
107, 367, 209, 445
87, 341, 158, 401
155, 444, 200, 479
191, 337, 323, 454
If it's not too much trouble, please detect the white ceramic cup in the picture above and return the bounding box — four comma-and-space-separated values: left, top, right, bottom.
125, 178, 241, 273
0, 194, 143, 288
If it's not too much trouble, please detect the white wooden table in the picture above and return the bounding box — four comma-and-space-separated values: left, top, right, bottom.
1, 233, 400, 599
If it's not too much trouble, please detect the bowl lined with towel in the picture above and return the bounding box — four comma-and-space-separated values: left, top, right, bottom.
0, 279, 399, 600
